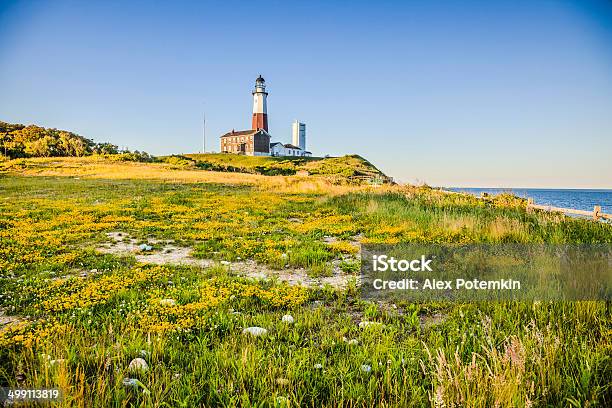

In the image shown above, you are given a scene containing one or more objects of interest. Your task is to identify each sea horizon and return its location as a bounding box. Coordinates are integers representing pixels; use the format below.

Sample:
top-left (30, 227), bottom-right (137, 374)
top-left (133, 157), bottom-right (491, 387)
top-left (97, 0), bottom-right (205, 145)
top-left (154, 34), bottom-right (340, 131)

top-left (446, 187), bottom-right (612, 191)
top-left (445, 187), bottom-right (612, 214)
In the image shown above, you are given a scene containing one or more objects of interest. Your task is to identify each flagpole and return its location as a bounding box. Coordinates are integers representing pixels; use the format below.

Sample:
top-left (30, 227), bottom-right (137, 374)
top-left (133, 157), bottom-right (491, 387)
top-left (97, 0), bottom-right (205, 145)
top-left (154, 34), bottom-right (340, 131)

top-left (202, 109), bottom-right (206, 154)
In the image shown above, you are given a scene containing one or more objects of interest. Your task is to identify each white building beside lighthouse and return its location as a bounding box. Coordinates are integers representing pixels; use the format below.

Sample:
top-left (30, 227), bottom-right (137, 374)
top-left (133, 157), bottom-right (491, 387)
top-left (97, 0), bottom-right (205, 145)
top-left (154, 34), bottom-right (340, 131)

top-left (270, 120), bottom-right (310, 156)
top-left (292, 121), bottom-right (306, 151)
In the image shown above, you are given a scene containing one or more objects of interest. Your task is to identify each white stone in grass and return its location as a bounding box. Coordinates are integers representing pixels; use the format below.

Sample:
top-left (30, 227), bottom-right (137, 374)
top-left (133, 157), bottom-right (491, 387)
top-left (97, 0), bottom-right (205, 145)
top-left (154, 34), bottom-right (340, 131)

top-left (242, 327), bottom-right (268, 337)
top-left (314, 363), bottom-right (323, 369)
top-left (139, 244), bottom-right (153, 251)
top-left (122, 378), bottom-right (139, 387)
top-left (360, 364), bottom-right (372, 373)
top-left (281, 314), bottom-right (294, 324)
top-left (220, 260), bottom-right (231, 265)
top-left (358, 321), bottom-right (384, 329)
top-left (347, 339), bottom-right (359, 346)
top-left (128, 358), bottom-right (149, 373)
top-left (159, 298), bottom-right (176, 306)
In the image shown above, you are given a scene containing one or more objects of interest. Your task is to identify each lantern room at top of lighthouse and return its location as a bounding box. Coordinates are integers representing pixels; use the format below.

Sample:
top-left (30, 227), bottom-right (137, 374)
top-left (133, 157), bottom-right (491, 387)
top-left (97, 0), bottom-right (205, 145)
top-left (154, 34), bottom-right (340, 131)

top-left (253, 75), bottom-right (267, 94)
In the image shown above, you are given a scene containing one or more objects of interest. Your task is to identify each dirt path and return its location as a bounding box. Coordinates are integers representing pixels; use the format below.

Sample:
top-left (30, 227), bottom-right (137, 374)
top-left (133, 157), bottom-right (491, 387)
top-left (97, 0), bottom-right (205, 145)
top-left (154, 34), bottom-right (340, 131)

top-left (97, 231), bottom-right (358, 288)
top-left (0, 307), bottom-right (23, 328)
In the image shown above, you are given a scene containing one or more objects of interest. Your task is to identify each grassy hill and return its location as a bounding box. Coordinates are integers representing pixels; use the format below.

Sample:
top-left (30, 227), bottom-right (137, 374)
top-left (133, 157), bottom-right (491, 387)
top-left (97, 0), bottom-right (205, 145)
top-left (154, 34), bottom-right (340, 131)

top-left (0, 119), bottom-right (390, 183)
top-left (164, 153), bottom-right (391, 183)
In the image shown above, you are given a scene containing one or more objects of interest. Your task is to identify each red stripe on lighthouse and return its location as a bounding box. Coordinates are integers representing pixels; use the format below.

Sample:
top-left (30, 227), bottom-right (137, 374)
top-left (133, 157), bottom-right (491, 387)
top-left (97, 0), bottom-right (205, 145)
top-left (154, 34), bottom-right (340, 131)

top-left (252, 113), bottom-right (268, 132)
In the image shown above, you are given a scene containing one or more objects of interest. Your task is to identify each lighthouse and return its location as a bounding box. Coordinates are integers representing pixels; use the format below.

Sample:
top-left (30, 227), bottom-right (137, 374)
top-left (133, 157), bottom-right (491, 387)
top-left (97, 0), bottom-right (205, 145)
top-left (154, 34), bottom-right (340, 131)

top-left (252, 75), bottom-right (268, 132)
top-left (220, 74), bottom-right (310, 157)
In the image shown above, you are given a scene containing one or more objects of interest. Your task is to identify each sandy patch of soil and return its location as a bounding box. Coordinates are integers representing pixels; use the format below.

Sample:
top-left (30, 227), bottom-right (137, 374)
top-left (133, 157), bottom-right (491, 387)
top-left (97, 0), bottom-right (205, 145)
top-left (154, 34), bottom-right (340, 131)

top-left (322, 236), bottom-right (337, 244)
top-left (0, 308), bottom-right (23, 328)
top-left (97, 232), bottom-right (358, 289)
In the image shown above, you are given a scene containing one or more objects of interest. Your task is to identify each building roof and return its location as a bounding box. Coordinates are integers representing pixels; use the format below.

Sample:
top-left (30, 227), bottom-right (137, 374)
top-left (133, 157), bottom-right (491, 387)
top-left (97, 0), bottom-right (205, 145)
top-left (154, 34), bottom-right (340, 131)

top-left (283, 143), bottom-right (301, 150)
top-left (220, 129), bottom-right (270, 138)
top-left (270, 142), bottom-right (283, 147)
top-left (256, 75), bottom-right (265, 83)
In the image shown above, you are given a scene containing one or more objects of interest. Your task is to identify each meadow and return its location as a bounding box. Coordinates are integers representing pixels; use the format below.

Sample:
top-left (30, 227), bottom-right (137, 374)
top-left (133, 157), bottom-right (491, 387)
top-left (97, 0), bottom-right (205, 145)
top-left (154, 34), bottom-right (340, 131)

top-left (0, 157), bottom-right (610, 407)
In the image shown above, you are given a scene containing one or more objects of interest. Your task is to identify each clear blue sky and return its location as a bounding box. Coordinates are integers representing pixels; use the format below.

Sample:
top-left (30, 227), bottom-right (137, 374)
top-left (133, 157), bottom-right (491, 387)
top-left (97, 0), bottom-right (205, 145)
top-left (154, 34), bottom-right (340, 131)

top-left (1, 0), bottom-right (611, 188)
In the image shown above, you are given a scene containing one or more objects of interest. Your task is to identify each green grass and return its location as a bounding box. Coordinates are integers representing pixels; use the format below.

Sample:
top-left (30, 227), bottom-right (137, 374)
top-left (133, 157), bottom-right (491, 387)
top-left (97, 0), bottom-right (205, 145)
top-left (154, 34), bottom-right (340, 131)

top-left (171, 153), bottom-right (389, 180)
top-left (0, 160), bottom-right (610, 407)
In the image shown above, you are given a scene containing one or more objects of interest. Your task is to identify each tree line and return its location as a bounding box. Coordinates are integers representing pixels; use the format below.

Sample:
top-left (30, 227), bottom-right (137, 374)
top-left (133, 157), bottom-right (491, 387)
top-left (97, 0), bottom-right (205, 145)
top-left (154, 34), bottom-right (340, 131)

top-left (0, 120), bottom-right (150, 160)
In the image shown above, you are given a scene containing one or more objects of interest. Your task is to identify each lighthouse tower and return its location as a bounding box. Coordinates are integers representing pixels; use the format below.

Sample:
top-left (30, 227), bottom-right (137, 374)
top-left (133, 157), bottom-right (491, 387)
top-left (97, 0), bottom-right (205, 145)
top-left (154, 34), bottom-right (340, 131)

top-left (252, 75), bottom-right (268, 132)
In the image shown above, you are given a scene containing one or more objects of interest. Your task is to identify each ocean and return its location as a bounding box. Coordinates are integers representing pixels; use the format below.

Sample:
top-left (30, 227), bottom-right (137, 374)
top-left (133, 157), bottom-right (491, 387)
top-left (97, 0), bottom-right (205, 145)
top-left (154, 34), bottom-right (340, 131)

top-left (446, 188), bottom-right (612, 215)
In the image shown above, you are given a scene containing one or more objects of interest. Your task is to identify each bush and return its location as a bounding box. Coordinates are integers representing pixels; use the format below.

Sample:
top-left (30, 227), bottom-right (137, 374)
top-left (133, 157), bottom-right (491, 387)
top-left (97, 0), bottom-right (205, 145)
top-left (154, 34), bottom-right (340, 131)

top-left (159, 155), bottom-right (196, 167)
top-left (106, 152), bottom-right (154, 162)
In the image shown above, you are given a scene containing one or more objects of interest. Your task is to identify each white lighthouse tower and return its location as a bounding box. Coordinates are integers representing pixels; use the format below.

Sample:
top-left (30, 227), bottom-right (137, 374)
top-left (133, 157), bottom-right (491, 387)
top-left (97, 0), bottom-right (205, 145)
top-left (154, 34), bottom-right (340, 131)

top-left (252, 75), bottom-right (268, 132)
